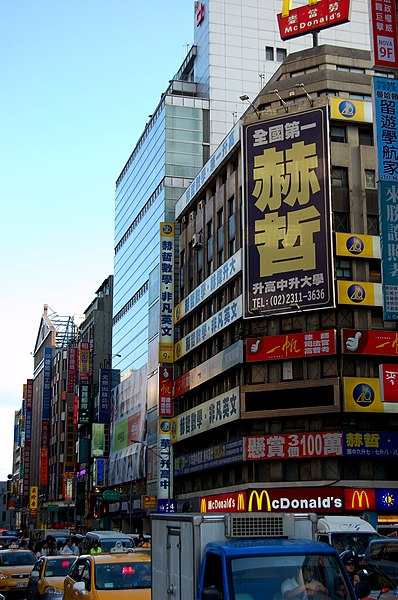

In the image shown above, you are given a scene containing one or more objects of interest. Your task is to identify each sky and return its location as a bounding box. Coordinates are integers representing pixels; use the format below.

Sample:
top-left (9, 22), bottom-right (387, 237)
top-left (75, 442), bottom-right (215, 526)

top-left (0, 1), bottom-right (193, 480)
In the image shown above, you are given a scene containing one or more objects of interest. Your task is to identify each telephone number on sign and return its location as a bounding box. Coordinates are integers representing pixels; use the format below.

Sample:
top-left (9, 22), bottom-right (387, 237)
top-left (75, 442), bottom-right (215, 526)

top-left (252, 290), bottom-right (326, 310)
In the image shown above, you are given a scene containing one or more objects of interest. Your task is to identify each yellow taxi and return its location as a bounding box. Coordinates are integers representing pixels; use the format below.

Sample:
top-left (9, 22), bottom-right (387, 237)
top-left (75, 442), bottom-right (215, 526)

top-left (0, 546), bottom-right (36, 594)
top-left (27, 554), bottom-right (77, 600)
top-left (63, 545), bottom-right (151, 600)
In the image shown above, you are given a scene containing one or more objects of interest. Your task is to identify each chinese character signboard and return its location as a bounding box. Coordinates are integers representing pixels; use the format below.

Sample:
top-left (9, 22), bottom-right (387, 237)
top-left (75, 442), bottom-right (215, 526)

top-left (171, 387), bottom-right (240, 442)
top-left (374, 77), bottom-right (398, 180)
top-left (79, 342), bottom-right (90, 381)
top-left (245, 432), bottom-right (343, 460)
top-left (29, 486), bottom-right (38, 511)
top-left (246, 330), bottom-right (336, 362)
top-left (277, 0), bottom-right (351, 41)
top-left (369, 0), bottom-right (398, 69)
top-left (342, 329), bottom-right (398, 355)
top-left (343, 430), bottom-right (398, 457)
top-left (159, 223), bottom-right (175, 363)
top-left (380, 363), bottom-right (398, 402)
top-left (92, 423), bottom-right (105, 457)
top-left (379, 181), bottom-right (398, 319)
top-left (78, 383), bottom-right (90, 424)
top-left (67, 347), bottom-right (78, 393)
top-left (242, 107), bottom-right (334, 318)
top-left (159, 366), bottom-right (174, 418)
top-left (175, 438), bottom-right (243, 476)
top-left (98, 368), bottom-right (111, 423)
top-left (174, 250), bottom-right (242, 323)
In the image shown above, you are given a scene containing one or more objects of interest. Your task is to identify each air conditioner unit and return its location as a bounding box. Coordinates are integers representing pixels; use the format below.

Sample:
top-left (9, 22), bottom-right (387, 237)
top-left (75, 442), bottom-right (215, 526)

top-left (192, 233), bottom-right (203, 249)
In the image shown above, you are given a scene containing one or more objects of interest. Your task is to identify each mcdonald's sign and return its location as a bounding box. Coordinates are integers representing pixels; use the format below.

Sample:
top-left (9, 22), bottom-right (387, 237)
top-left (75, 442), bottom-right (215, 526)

top-left (344, 488), bottom-right (376, 511)
top-left (277, 0), bottom-right (351, 41)
top-left (200, 492), bottom-right (247, 513)
top-left (248, 490), bottom-right (271, 512)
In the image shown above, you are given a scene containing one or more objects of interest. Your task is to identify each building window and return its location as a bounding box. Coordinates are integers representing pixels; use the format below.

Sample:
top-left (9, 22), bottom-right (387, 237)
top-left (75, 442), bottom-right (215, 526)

top-left (336, 259), bottom-right (351, 279)
top-left (332, 166), bottom-right (348, 188)
top-left (180, 250), bottom-right (185, 295)
top-left (330, 126), bottom-right (346, 143)
top-left (207, 220), bottom-right (213, 275)
top-left (228, 196), bottom-right (236, 256)
top-left (369, 259), bottom-right (381, 283)
top-left (359, 127), bottom-right (374, 146)
top-left (334, 212), bottom-right (350, 232)
top-left (367, 215), bottom-right (379, 236)
top-left (276, 48), bottom-right (287, 62)
top-left (217, 208), bottom-right (224, 266)
top-left (365, 169), bottom-right (376, 189)
top-left (266, 46), bottom-right (274, 61)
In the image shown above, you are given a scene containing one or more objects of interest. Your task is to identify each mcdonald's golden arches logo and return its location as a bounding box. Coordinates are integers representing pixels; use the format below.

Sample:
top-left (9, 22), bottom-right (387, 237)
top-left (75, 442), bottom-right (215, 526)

top-left (352, 490), bottom-right (370, 509)
top-left (248, 490), bottom-right (271, 512)
top-left (344, 488), bottom-right (376, 511)
top-left (282, 0), bottom-right (318, 17)
top-left (237, 493), bottom-right (246, 511)
top-left (200, 498), bottom-right (207, 513)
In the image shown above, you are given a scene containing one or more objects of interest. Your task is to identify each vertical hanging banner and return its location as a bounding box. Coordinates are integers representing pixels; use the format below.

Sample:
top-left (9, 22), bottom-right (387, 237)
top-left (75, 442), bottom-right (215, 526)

top-left (67, 347), bottom-right (78, 393)
top-left (369, 0), bottom-right (398, 69)
top-left (40, 347), bottom-right (52, 487)
top-left (159, 366), bottom-right (174, 418)
top-left (242, 107), bottom-right (334, 317)
top-left (79, 342), bottom-right (90, 381)
top-left (98, 368), bottom-right (111, 423)
top-left (159, 223), bottom-right (175, 363)
top-left (374, 77), bottom-right (398, 320)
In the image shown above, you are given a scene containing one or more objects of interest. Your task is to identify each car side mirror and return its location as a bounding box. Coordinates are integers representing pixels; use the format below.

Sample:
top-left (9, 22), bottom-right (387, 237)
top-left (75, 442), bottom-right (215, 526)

top-left (202, 588), bottom-right (222, 600)
top-left (73, 581), bottom-right (86, 593)
top-left (30, 571), bottom-right (40, 578)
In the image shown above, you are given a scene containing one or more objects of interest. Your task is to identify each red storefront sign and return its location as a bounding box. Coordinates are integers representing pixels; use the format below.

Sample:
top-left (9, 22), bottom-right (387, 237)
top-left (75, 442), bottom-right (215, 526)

top-left (380, 364), bottom-right (398, 402)
top-left (342, 329), bottom-right (398, 356)
top-left (200, 491), bottom-right (247, 513)
top-left (245, 432), bottom-right (342, 460)
top-left (277, 0), bottom-right (351, 41)
top-left (344, 488), bottom-right (376, 511)
top-left (246, 330), bottom-right (336, 362)
top-left (247, 487), bottom-right (343, 513)
top-left (370, 0), bottom-right (398, 69)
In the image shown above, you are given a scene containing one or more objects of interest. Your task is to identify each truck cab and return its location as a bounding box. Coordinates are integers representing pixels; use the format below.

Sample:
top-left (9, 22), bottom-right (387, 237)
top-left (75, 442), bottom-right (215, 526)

top-left (151, 513), bottom-right (356, 600)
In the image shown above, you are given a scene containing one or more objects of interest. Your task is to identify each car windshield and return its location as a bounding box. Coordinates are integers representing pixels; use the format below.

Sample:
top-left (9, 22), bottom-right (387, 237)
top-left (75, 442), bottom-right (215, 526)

top-left (229, 553), bottom-right (355, 600)
top-left (44, 558), bottom-right (75, 576)
top-left (0, 552), bottom-right (36, 566)
top-left (331, 533), bottom-right (380, 556)
top-left (100, 540), bottom-right (133, 552)
top-left (95, 561), bottom-right (151, 590)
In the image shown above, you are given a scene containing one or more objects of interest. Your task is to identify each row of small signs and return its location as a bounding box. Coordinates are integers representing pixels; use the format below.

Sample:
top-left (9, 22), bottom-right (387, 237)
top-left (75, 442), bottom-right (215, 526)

top-left (200, 487), bottom-right (398, 513)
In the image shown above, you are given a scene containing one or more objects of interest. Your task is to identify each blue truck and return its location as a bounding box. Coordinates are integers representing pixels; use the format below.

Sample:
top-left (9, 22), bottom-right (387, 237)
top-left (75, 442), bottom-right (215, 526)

top-left (151, 512), bottom-right (357, 600)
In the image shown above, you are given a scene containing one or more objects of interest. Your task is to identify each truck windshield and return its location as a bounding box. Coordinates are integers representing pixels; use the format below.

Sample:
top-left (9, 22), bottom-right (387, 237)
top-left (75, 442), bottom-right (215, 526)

top-left (230, 553), bottom-right (355, 600)
top-left (331, 533), bottom-right (381, 556)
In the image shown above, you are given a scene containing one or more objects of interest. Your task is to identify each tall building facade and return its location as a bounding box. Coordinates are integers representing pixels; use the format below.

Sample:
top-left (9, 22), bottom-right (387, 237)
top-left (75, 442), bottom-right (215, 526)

top-left (112, 0), bottom-right (373, 517)
top-left (172, 44), bottom-right (398, 525)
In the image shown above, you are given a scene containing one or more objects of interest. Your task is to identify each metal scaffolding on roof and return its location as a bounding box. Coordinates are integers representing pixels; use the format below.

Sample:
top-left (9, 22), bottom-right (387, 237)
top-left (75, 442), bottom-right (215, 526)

top-left (46, 306), bottom-right (78, 348)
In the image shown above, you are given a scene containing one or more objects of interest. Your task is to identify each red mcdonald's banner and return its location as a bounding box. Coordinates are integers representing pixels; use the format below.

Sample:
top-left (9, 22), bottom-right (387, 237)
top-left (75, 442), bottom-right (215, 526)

top-left (200, 491), bottom-right (247, 513)
top-left (344, 488), bottom-right (376, 511)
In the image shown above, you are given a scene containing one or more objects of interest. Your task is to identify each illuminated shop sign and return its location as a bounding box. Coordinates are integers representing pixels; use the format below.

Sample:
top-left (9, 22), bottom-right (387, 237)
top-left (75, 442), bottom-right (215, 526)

top-left (245, 432), bottom-right (342, 461)
top-left (379, 180), bottom-right (398, 320)
top-left (247, 487), bottom-right (343, 513)
top-left (246, 330), bottom-right (336, 362)
top-left (174, 250), bottom-right (242, 323)
top-left (344, 488), bottom-right (376, 510)
top-left (342, 329), bottom-right (398, 356)
top-left (171, 386), bottom-right (240, 442)
top-left (277, 0), bottom-right (351, 41)
top-left (337, 281), bottom-right (383, 307)
top-left (200, 491), bottom-right (246, 513)
top-left (335, 232), bottom-right (380, 259)
top-left (344, 377), bottom-right (398, 414)
top-left (242, 107), bottom-right (334, 318)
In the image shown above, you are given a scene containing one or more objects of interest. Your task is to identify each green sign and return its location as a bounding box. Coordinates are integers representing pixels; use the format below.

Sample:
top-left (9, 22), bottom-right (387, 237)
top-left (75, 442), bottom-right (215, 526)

top-left (103, 490), bottom-right (120, 502)
top-left (47, 505), bottom-right (59, 512)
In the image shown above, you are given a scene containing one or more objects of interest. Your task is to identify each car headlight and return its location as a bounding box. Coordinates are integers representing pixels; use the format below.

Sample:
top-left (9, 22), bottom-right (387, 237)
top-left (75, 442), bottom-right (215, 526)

top-left (0, 574), bottom-right (8, 580)
top-left (43, 586), bottom-right (62, 595)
